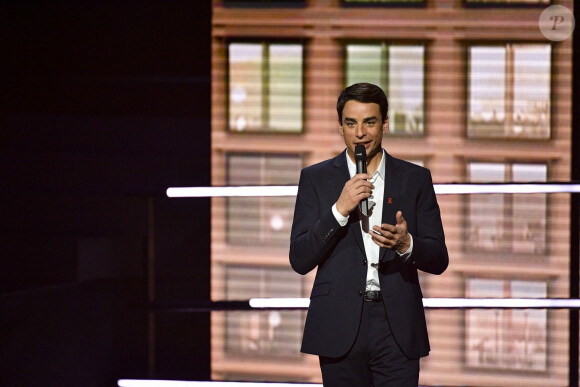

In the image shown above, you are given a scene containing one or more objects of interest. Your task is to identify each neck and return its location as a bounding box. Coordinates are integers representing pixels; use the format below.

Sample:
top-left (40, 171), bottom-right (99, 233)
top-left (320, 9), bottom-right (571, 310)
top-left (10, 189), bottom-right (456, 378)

top-left (366, 150), bottom-right (383, 175)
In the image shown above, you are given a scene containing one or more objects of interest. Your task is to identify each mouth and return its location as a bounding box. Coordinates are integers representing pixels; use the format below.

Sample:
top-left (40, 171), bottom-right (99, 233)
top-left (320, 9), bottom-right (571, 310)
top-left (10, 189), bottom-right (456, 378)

top-left (355, 141), bottom-right (371, 149)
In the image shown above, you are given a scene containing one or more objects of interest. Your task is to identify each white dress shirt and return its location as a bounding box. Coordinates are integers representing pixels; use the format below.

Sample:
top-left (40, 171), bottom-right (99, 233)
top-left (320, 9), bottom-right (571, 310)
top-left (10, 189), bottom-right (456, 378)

top-left (332, 150), bottom-right (413, 291)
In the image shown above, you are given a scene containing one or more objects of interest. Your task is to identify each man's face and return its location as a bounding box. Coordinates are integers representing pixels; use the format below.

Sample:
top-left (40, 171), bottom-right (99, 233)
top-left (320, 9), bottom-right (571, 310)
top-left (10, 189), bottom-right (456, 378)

top-left (339, 100), bottom-right (388, 164)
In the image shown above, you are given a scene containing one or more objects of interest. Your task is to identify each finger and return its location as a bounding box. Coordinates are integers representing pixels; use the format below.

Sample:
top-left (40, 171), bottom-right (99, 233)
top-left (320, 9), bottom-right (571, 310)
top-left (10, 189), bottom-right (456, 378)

top-left (383, 232), bottom-right (396, 241)
top-left (354, 177), bottom-right (374, 186)
top-left (353, 187), bottom-right (373, 199)
top-left (371, 233), bottom-right (388, 247)
top-left (347, 179), bottom-right (373, 191)
top-left (396, 211), bottom-right (405, 225)
top-left (380, 223), bottom-right (397, 233)
top-left (371, 233), bottom-right (395, 248)
top-left (356, 182), bottom-right (374, 191)
top-left (374, 227), bottom-right (395, 241)
top-left (354, 185), bottom-right (373, 197)
top-left (352, 173), bottom-right (372, 181)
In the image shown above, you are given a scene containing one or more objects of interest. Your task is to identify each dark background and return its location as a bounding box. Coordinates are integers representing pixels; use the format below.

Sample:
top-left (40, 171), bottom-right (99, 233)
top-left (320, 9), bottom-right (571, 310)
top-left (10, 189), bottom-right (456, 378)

top-left (0, 1), bottom-right (211, 385)
top-left (0, 1), bottom-right (578, 386)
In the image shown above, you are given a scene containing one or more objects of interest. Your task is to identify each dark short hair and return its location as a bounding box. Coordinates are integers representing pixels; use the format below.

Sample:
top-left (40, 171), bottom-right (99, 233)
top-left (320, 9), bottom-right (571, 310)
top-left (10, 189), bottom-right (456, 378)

top-left (336, 83), bottom-right (389, 124)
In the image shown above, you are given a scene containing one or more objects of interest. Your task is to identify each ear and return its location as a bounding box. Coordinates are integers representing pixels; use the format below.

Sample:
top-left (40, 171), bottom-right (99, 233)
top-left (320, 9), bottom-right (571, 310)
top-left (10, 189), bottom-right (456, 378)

top-left (338, 122), bottom-right (344, 136)
top-left (383, 117), bottom-right (389, 134)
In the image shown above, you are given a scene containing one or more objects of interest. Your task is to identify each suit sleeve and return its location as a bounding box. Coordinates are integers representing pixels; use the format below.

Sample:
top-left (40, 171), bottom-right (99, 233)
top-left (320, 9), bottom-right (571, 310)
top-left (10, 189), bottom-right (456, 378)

top-left (407, 169), bottom-right (449, 275)
top-left (289, 169), bottom-right (345, 275)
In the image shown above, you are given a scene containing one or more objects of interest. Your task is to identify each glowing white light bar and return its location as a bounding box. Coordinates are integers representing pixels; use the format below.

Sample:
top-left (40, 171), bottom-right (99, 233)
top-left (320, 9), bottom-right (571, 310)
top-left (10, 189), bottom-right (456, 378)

top-left (434, 184), bottom-right (580, 195)
top-left (249, 297), bottom-right (580, 309)
top-left (118, 380), bottom-right (322, 387)
top-left (422, 298), bottom-right (580, 308)
top-left (249, 297), bottom-right (310, 308)
top-left (166, 186), bottom-right (298, 198)
top-left (167, 184), bottom-right (580, 198)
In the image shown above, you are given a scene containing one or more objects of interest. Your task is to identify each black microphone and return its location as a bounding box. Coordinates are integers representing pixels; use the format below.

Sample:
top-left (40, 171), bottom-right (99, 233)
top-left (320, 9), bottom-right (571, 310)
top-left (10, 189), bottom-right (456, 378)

top-left (354, 144), bottom-right (368, 217)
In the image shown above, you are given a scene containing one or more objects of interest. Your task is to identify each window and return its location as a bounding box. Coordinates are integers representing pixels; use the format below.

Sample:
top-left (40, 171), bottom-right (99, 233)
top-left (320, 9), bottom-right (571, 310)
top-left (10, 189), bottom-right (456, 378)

top-left (468, 44), bottom-right (551, 139)
top-left (465, 278), bottom-right (547, 371)
top-left (224, 265), bottom-right (303, 359)
top-left (343, 0), bottom-right (423, 4)
top-left (226, 153), bottom-right (302, 248)
top-left (346, 43), bottom-right (424, 135)
top-left (223, 0), bottom-right (305, 6)
top-left (465, 0), bottom-right (548, 4)
top-left (466, 162), bottom-right (547, 255)
top-left (228, 42), bottom-right (303, 132)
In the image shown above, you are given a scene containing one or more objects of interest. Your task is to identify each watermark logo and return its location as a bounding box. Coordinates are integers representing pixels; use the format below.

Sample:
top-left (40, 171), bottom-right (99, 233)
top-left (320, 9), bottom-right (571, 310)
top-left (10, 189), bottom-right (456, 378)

top-left (539, 5), bottom-right (575, 42)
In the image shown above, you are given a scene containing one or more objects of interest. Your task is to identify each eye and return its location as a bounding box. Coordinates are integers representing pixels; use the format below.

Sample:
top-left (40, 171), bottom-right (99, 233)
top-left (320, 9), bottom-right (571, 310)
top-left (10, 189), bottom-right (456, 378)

top-left (365, 121), bottom-right (376, 126)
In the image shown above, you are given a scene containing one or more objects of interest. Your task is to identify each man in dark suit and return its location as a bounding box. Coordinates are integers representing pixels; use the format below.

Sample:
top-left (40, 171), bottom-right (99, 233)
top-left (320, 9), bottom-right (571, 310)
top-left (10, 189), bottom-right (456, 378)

top-left (289, 83), bottom-right (448, 386)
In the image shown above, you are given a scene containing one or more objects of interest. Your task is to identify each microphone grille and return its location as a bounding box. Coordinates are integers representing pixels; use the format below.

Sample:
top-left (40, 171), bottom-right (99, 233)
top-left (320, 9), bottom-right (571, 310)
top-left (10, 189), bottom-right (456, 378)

top-left (354, 144), bottom-right (366, 161)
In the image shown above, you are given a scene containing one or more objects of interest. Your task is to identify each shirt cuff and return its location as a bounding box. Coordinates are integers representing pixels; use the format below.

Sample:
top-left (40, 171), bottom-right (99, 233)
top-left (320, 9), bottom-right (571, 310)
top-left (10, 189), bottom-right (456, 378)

top-left (332, 203), bottom-right (349, 227)
top-left (397, 233), bottom-right (413, 261)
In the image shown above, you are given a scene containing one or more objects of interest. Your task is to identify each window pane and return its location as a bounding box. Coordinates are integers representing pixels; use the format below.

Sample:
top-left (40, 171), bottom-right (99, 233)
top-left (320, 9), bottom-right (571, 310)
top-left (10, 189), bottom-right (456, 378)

top-left (226, 154), bottom-right (301, 248)
top-left (343, 0), bottom-right (423, 3)
top-left (512, 164), bottom-right (547, 254)
top-left (468, 163), bottom-right (505, 251)
top-left (513, 44), bottom-right (551, 138)
top-left (466, 279), bottom-right (548, 371)
top-left (467, 162), bottom-right (548, 255)
top-left (229, 43), bottom-right (303, 133)
top-left (225, 265), bottom-right (301, 300)
top-left (468, 44), bottom-right (551, 139)
top-left (224, 0), bottom-right (306, 5)
top-left (388, 46), bottom-right (424, 134)
top-left (466, 0), bottom-right (548, 4)
top-left (469, 162), bottom-right (506, 182)
top-left (469, 46), bottom-right (506, 137)
top-left (269, 44), bottom-right (303, 132)
top-left (227, 154), bottom-right (261, 245)
top-left (345, 44), bottom-right (384, 88)
top-left (345, 43), bottom-right (424, 135)
top-left (229, 43), bottom-right (263, 132)
top-left (224, 266), bottom-right (302, 360)
top-left (512, 163), bottom-right (547, 183)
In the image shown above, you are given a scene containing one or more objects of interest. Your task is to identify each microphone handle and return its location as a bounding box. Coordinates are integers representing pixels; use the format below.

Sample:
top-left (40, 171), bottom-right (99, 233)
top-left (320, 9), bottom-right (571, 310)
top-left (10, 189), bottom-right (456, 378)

top-left (356, 160), bottom-right (368, 216)
top-left (360, 196), bottom-right (368, 217)
top-left (356, 160), bottom-right (367, 174)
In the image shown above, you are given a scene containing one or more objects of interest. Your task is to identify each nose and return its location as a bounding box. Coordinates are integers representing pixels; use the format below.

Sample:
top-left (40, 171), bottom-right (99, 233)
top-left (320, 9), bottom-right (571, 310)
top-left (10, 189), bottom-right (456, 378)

top-left (355, 124), bottom-right (366, 138)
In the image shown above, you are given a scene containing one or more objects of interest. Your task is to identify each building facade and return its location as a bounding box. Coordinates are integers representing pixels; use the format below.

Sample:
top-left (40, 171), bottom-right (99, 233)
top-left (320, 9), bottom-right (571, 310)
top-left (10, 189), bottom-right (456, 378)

top-left (210, 0), bottom-right (573, 385)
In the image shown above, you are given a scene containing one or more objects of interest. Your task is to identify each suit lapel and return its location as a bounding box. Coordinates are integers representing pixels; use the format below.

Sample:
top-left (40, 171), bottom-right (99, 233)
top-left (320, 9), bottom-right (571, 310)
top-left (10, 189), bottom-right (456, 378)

top-left (380, 152), bottom-right (402, 263)
top-left (331, 151), bottom-right (365, 255)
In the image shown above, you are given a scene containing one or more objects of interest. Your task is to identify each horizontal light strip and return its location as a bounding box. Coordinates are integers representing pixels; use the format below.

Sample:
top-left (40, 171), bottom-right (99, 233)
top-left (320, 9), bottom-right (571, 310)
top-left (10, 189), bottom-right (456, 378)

top-left (249, 297), bottom-right (310, 308)
top-left (435, 183), bottom-right (580, 194)
top-left (249, 297), bottom-right (580, 309)
top-left (167, 183), bottom-right (580, 198)
top-left (423, 298), bottom-right (580, 308)
top-left (118, 380), bottom-right (322, 387)
top-left (167, 186), bottom-right (297, 198)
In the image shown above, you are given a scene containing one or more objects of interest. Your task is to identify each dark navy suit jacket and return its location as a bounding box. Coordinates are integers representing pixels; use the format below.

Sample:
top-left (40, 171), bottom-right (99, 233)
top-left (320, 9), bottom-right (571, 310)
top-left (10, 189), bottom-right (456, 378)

top-left (289, 150), bottom-right (448, 359)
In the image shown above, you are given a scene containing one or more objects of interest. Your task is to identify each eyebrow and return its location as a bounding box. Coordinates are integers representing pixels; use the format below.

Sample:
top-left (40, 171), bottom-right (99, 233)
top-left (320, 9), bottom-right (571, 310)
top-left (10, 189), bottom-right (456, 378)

top-left (344, 116), bottom-right (379, 123)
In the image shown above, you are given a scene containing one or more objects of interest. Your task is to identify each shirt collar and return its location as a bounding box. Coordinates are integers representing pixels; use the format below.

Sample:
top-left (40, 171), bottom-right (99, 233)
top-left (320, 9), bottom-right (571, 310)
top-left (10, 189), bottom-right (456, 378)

top-left (345, 148), bottom-right (385, 180)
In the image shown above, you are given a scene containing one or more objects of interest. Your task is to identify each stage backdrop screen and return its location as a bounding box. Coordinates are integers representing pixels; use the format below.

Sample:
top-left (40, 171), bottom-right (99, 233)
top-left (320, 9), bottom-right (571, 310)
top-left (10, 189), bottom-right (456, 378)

top-left (210, 0), bottom-right (574, 385)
